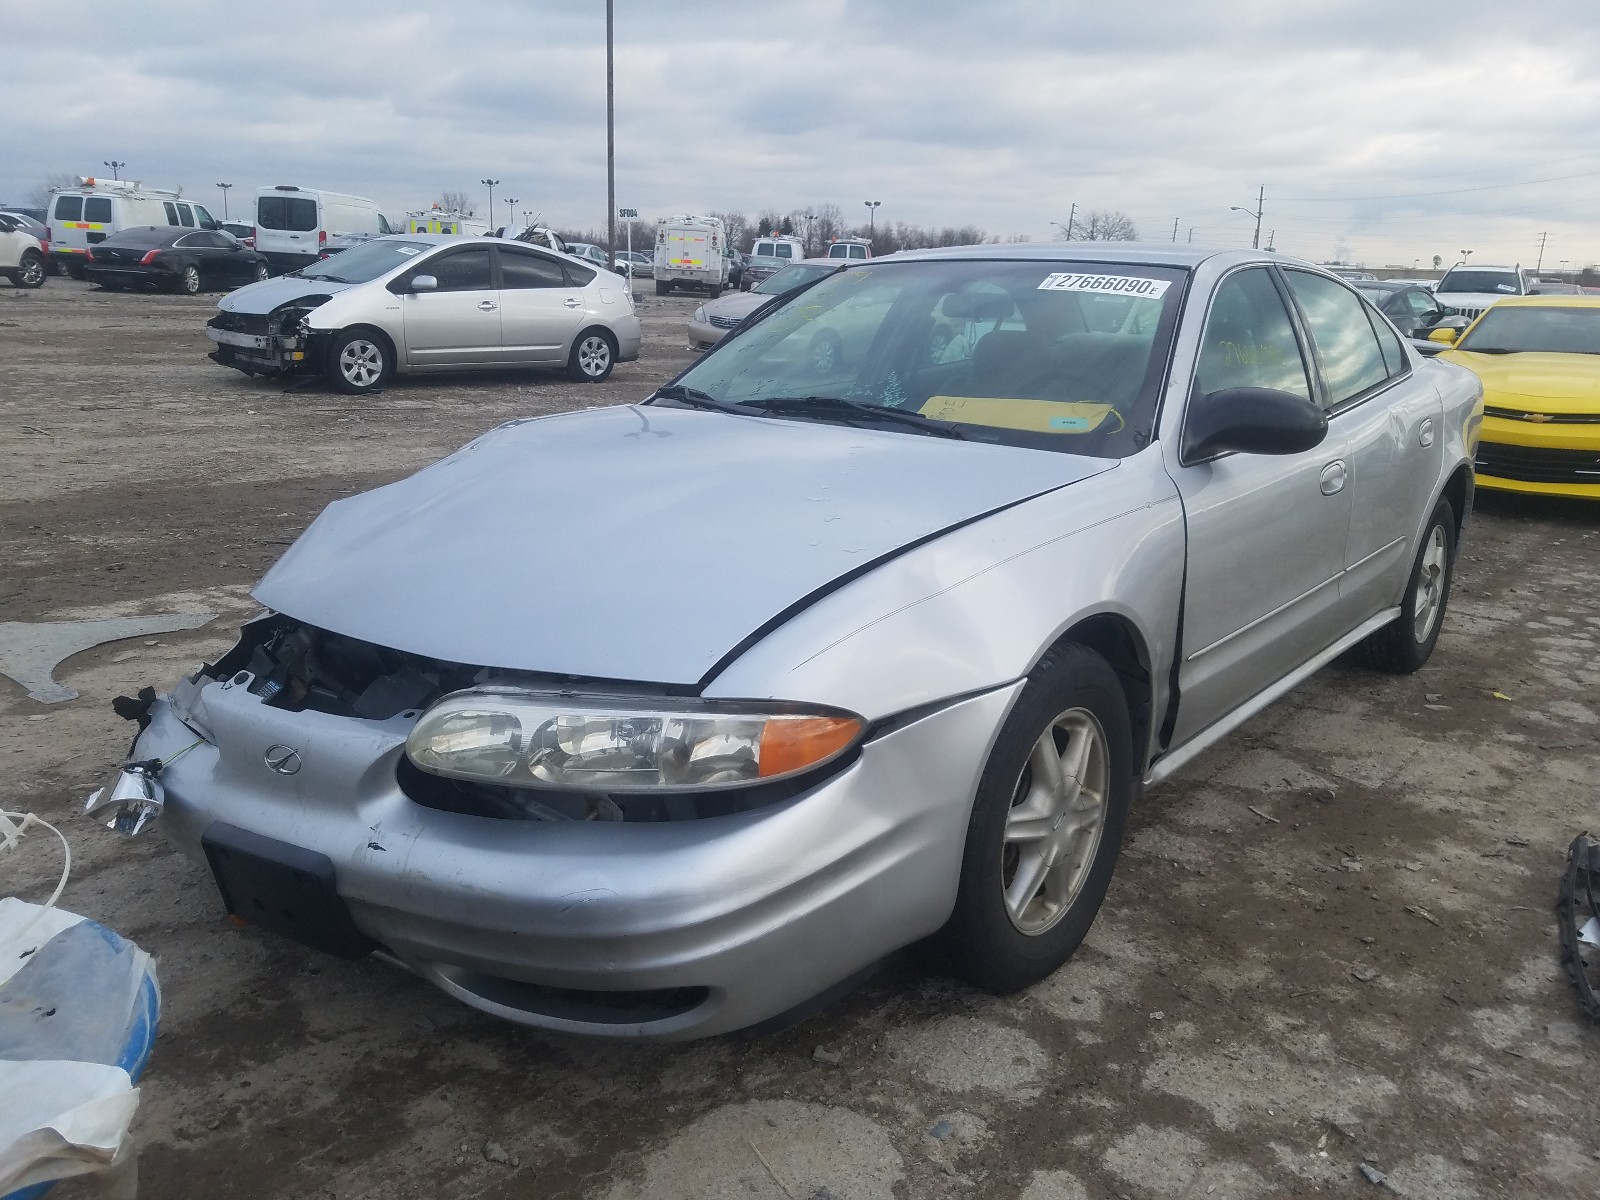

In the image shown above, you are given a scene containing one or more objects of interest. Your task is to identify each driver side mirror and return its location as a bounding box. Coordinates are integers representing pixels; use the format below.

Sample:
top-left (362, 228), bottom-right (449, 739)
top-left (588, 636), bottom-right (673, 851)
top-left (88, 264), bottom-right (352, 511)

top-left (409, 275), bottom-right (438, 293)
top-left (1428, 326), bottom-right (1460, 346)
top-left (1184, 386), bottom-right (1329, 462)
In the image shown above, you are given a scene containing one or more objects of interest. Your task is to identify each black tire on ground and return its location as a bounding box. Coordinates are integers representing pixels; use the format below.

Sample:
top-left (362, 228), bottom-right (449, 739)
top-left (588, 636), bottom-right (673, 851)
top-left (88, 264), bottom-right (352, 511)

top-left (177, 265), bottom-right (201, 295)
top-left (98, 281), bottom-right (126, 292)
top-left (566, 328), bottom-right (617, 383)
top-left (655, 280), bottom-right (671, 296)
top-left (933, 643), bottom-right (1135, 994)
top-left (708, 283), bottom-right (723, 299)
top-left (65, 260), bottom-right (86, 280)
top-left (1359, 498), bottom-right (1456, 674)
top-left (15, 251), bottom-right (46, 289)
top-left (252, 263), bottom-right (269, 283)
top-left (325, 328), bottom-right (390, 395)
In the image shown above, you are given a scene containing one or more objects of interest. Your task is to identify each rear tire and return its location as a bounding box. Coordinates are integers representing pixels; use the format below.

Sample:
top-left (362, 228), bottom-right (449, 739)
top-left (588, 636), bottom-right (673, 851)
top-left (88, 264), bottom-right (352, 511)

top-left (326, 328), bottom-right (390, 395)
top-left (65, 261), bottom-right (86, 280)
top-left (98, 281), bottom-right (126, 292)
top-left (15, 251), bottom-right (45, 288)
top-left (934, 644), bottom-right (1134, 993)
top-left (709, 283), bottom-right (724, 299)
top-left (178, 265), bottom-right (201, 295)
top-left (655, 280), bottom-right (671, 296)
top-left (567, 329), bottom-right (617, 382)
top-left (252, 263), bottom-right (269, 283)
top-left (1359, 499), bottom-right (1456, 673)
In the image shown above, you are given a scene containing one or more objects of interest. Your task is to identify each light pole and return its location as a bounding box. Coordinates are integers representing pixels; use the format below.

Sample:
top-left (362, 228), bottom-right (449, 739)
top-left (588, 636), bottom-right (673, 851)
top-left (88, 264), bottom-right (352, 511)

top-left (1230, 185), bottom-right (1265, 250)
top-left (864, 200), bottom-right (880, 240)
top-left (216, 182), bottom-right (232, 220)
top-left (1458, 249), bottom-right (1473, 266)
top-left (605, 0), bottom-right (616, 264)
top-left (102, 160), bottom-right (126, 181)
top-left (480, 178), bottom-right (500, 222)
top-left (504, 198), bottom-right (518, 231)
top-left (804, 210), bottom-right (815, 253)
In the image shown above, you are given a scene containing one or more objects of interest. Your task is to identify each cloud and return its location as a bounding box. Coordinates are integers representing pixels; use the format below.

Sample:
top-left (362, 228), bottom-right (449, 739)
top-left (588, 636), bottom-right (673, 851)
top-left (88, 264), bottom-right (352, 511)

top-left (3, 0), bottom-right (1598, 266)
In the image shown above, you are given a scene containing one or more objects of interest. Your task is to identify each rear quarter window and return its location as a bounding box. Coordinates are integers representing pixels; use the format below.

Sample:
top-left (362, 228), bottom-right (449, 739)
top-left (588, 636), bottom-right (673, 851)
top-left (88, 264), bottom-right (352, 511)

top-left (257, 195), bottom-right (319, 231)
top-left (83, 197), bottom-right (112, 222)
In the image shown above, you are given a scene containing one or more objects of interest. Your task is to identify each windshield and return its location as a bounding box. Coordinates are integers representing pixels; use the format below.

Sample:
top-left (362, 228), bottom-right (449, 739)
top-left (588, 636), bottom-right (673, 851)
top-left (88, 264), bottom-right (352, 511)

top-left (672, 260), bottom-right (1185, 457)
top-left (1457, 305), bottom-right (1600, 355)
top-left (297, 238), bottom-right (430, 282)
top-left (754, 264), bottom-right (836, 295)
top-left (1439, 269), bottom-right (1521, 295)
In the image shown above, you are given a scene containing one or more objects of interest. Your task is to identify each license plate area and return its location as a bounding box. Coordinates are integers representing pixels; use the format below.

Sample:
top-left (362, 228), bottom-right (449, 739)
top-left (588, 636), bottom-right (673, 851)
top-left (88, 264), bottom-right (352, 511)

top-left (202, 822), bottom-right (376, 959)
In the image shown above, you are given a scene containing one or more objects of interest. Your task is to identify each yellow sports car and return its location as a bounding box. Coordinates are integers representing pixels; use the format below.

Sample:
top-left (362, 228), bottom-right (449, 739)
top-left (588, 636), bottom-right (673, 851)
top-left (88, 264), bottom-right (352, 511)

top-left (1433, 296), bottom-right (1600, 499)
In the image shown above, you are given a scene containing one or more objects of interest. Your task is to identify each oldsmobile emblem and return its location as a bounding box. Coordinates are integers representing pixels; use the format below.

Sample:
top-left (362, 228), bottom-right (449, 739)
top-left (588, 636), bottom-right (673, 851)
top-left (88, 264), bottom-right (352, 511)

top-left (264, 744), bottom-right (303, 776)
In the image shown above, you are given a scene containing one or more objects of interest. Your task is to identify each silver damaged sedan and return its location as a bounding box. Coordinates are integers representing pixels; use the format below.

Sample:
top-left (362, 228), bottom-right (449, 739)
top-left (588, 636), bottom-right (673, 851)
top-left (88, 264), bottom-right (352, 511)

top-left (204, 234), bottom-right (641, 393)
top-left (103, 245), bottom-right (1482, 1040)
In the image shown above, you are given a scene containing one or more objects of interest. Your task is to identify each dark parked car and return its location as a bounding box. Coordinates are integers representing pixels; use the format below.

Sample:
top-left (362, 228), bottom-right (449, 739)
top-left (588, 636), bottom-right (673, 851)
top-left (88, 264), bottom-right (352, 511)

top-left (84, 226), bottom-right (269, 294)
top-left (220, 221), bottom-right (256, 248)
top-left (1355, 281), bottom-right (1465, 339)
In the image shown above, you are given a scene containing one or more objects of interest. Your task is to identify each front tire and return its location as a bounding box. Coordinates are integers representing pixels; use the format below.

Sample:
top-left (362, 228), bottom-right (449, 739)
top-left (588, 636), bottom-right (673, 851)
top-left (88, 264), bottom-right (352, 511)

top-left (326, 328), bottom-right (390, 394)
top-left (177, 265), bottom-right (201, 295)
top-left (15, 251), bottom-right (45, 288)
top-left (567, 329), bottom-right (616, 382)
top-left (251, 263), bottom-right (269, 283)
top-left (1360, 499), bottom-right (1456, 673)
top-left (655, 280), bottom-right (671, 296)
top-left (934, 644), bottom-right (1134, 993)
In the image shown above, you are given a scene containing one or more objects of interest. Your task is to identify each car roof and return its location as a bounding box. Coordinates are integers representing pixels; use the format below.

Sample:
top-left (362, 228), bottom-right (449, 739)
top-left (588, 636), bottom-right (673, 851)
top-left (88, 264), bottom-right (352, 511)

top-left (882, 242), bottom-right (1303, 272)
top-left (1444, 263), bottom-right (1519, 271)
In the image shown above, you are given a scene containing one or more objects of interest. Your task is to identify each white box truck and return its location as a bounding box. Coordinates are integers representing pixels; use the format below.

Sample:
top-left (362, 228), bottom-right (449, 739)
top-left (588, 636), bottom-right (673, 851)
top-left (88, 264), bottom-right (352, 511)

top-left (653, 214), bottom-right (729, 297)
top-left (48, 177), bottom-right (220, 278)
top-left (253, 185), bottom-right (394, 273)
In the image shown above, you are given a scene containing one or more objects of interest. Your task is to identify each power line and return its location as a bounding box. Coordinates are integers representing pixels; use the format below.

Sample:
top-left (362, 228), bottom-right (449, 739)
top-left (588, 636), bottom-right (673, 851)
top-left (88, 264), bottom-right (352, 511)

top-left (1275, 169), bottom-right (1600, 203)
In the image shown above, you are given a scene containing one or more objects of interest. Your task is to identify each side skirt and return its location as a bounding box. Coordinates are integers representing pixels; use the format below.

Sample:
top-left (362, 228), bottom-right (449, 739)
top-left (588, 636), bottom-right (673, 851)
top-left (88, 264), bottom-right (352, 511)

top-left (1142, 607), bottom-right (1401, 788)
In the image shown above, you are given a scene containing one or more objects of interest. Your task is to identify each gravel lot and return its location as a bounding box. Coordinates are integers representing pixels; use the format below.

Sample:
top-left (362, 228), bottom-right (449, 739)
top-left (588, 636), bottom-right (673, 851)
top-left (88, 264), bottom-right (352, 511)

top-left (3, 277), bottom-right (1598, 1199)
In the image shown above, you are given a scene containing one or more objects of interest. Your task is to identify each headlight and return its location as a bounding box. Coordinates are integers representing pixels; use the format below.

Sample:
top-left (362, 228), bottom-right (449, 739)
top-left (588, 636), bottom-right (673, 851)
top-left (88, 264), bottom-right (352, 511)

top-left (405, 689), bottom-right (864, 792)
top-left (694, 306), bottom-right (707, 323)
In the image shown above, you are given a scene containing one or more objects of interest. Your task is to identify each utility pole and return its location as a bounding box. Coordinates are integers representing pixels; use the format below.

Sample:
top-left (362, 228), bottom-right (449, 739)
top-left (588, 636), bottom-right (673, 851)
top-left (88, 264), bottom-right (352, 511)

top-left (1066, 202), bottom-right (1075, 239)
top-left (1535, 230), bottom-right (1548, 272)
top-left (216, 182), bottom-right (232, 220)
top-left (1265, 229), bottom-right (1276, 252)
top-left (1187, 227), bottom-right (1195, 243)
top-left (1230, 186), bottom-right (1265, 250)
top-left (606, 0), bottom-right (616, 264)
top-left (1171, 217), bottom-right (1179, 242)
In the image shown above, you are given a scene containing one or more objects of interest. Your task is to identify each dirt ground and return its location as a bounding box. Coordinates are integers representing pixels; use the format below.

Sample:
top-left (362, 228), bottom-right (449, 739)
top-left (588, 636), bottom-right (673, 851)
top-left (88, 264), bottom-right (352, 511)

top-left (2, 277), bottom-right (1598, 1200)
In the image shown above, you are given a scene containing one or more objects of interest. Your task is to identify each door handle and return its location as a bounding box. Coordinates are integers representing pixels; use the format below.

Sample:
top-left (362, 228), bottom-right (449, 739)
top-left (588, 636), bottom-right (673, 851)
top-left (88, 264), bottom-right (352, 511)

top-left (478, 300), bottom-right (497, 311)
top-left (1320, 460), bottom-right (1347, 495)
top-left (563, 297), bottom-right (583, 308)
top-left (1418, 418), bottom-right (1435, 448)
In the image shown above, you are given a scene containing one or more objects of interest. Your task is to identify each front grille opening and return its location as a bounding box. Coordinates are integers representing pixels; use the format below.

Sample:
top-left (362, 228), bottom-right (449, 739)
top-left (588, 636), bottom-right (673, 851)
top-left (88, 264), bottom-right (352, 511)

top-left (435, 966), bottom-right (709, 1026)
top-left (1477, 442), bottom-right (1600, 485)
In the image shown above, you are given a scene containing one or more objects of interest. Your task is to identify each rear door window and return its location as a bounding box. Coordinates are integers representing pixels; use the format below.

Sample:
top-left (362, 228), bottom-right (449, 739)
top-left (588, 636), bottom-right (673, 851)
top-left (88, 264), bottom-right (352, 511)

top-left (498, 250), bottom-right (567, 289)
top-left (54, 195), bottom-right (83, 222)
top-left (83, 197), bottom-right (112, 223)
top-left (174, 203), bottom-right (195, 227)
top-left (257, 196), bottom-right (319, 231)
top-left (1284, 270), bottom-right (1391, 407)
top-left (164, 202), bottom-right (179, 225)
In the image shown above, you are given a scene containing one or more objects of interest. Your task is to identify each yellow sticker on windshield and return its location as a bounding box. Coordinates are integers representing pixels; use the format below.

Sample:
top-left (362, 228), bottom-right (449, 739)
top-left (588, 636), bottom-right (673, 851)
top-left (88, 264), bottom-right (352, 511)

top-left (920, 396), bottom-right (1116, 433)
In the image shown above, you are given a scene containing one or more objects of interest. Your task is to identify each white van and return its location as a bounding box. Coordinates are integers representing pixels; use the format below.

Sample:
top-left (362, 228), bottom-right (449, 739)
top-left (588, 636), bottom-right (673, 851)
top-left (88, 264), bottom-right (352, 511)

top-left (751, 235), bottom-right (806, 263)
top-left (824, 238), bottom-right (872, 261)
top-left (253, 185), bottom-right (394, 273)
top-left (653, 214), bottom-right (730, 296)
top-left (48, 177), bottom-right (220, 278)
top-left (406, 208), bottom-right (489, 237)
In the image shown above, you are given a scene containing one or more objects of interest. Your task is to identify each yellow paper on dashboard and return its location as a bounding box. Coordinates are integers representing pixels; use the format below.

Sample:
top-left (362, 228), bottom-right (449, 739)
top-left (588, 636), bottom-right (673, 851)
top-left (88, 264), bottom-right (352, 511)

top-left (918, 396), bottom-right (1117, 433)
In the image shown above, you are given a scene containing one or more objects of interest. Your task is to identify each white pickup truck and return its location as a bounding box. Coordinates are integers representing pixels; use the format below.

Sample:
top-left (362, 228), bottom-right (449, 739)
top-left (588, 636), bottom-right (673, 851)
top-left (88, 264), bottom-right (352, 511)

top-left (0, 213), bottom-right (47, 288)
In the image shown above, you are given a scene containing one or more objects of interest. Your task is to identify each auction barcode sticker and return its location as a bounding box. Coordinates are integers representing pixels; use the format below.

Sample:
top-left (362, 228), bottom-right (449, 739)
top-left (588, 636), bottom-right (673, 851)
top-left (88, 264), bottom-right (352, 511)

top-left (1038, 273), bottom-right (1170, 299)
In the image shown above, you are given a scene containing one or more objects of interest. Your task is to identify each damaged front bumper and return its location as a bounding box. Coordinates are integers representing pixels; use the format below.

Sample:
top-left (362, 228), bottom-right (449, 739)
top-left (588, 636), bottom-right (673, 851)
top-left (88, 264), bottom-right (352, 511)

top-left (124, 627), bottom-right (1016, 1041)
top-left (206, 309), bottom-right (324, 376)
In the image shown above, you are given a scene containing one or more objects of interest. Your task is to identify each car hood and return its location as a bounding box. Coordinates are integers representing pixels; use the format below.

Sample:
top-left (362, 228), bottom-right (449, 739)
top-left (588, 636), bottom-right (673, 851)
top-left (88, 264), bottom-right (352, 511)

top-left (1436, 292), bottom-right (1518, 310)
top-left (701, 292), bottom-right (772, 322)
top-left (1440, 350), bottom-right (1600, 410)
top-left (254, 404), bottom-right (1115, 685)
top-left (217, 275), bottom-right (358, 314)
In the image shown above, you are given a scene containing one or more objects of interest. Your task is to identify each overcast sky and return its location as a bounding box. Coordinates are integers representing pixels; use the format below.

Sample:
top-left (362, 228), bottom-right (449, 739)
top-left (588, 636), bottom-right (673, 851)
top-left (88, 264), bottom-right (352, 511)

top-left (6, 0), bottom-right (1599, 269)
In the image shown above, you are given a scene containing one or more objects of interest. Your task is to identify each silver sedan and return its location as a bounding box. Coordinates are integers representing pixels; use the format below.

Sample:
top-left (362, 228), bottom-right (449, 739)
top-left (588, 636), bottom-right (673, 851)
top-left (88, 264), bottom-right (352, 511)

top-left (204, 235), bottom-right (642, 393)
top-left (103, 245), bottom-right (1481, 1041)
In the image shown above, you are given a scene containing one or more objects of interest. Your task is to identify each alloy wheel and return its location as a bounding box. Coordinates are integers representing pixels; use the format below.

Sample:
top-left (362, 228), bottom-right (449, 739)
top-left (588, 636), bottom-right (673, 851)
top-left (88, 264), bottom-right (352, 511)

top-left (1413, 524), bottom-right (1448, 642)
top-left (577, 335), bottom-right (611, 378)
top-left (20, 256), bottom-right (44, 287)
top-left (1000, 708), bottom-right (1110, 935)
top-left (339, 339), bottom-right (384, 388)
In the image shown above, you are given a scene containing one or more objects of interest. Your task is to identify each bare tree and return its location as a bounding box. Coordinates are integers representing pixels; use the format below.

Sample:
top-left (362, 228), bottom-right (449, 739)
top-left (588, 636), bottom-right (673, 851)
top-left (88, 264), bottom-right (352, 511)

top-left (711, 210), bottom-right (749, 252)
top-left (28, 173), bottom-right (77, 209)
top-left (811, 203), bottom-right (844, 251)
top-left (1075, 210), bottom-right (1138, 241)
top-left (438, 190), bottom-right (473, 216)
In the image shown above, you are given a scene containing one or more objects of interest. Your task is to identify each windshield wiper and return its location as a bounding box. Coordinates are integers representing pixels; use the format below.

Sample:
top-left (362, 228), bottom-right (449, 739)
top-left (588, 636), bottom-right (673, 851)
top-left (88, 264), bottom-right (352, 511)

top-left (746, 395), bottom-right (967, 439)
top-left (1461, 347), bottom-right (1517, 355)
top-left (649, 384), bottom-right (764, 416)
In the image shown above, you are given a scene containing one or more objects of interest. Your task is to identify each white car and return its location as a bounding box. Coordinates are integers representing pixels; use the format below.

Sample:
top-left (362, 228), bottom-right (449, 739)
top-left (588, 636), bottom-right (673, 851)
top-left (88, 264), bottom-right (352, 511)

top-left (1435, 264), bottom-right (1536, 321)
top-left (204, 235), bottom-right (642, 393)
top-left (566, 242), bottom-right (612, 270)
top-left (0, 213), bottom-right (47, 288)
